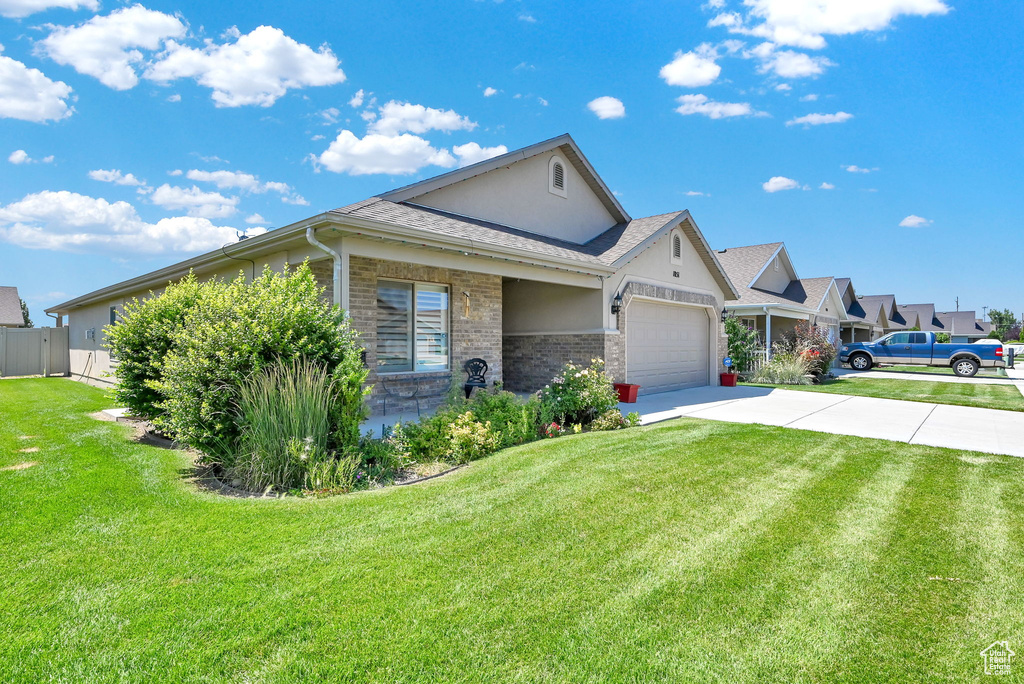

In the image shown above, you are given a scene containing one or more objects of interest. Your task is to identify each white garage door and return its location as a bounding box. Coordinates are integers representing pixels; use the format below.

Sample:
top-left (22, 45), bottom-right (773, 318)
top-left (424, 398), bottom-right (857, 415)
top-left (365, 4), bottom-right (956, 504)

top-left (626, 300), bottom-right (710, 393)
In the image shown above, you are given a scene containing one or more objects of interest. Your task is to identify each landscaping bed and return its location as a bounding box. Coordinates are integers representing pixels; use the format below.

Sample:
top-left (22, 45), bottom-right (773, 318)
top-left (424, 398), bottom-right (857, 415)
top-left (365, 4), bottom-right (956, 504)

top-left (3, 377), bottom-right (1024, 682)
top-left (743, 377), bottom-right (1024, 412)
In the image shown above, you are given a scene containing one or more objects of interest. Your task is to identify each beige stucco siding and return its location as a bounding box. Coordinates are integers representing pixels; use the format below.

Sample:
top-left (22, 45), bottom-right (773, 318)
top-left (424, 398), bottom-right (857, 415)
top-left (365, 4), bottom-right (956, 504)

top-left (409, 152), bottom-right (618, 244)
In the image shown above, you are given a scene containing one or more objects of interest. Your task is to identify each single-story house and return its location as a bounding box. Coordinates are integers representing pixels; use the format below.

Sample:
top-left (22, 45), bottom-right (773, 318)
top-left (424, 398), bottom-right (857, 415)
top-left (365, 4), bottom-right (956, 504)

top-left (835, 278), bottom-right (885, 343)
top-left (715, 242), bottom-right (847, 352)
top-left (936, 310), bottom-right (992, 342)
top-left (47, 134), bottom-right (738, 413)
top-left (0, 286), bottom-right (25, 328)
top-left (857, 294), bottom-right (918, 333)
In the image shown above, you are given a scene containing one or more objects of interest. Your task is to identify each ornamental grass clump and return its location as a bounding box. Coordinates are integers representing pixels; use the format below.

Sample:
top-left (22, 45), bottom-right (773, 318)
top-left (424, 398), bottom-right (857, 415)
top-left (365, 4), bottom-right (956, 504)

top-left (751, 343), bottom-right (813, 385)
top-left (233, 358), bottom-right (357, 492)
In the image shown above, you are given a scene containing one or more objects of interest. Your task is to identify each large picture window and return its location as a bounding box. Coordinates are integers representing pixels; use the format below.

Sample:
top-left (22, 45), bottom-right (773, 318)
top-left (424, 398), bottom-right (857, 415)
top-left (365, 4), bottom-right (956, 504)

top-left (376, 280), bottom-right (449, 372)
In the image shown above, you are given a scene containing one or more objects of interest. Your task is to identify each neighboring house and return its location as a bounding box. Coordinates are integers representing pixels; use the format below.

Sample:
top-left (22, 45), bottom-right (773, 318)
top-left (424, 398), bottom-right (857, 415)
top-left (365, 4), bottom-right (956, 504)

top-left (47, 134), bottom-right (738, 412)
top-left (835, 278), bottom-right (885, 342)
top-left (715, 242), bottom-right (847, 352)
top-left (857, 294), bottom-right (918, 333)
top-left (935, 310), bottom-right (992, 342)
top-left (0, 286), bottom-right (25, 327)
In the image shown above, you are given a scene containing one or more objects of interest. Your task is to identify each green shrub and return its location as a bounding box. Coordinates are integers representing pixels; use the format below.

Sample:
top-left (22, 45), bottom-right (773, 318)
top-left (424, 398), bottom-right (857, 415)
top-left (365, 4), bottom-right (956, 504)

top-left (461, 387), bottom-right (539, 449)
top-left (443, 411), bottom-right (499, 464)
top-left (589, 408), bottom-right (628, 431)
top-left (791, 321), bottom-right (839, 375)
top-left (538, 359), bottom-right (618, 427)
top-left (354, 424), bottom-right (413, 486)
top-left (935, 332), bottom-right (951, 344)
top-left (104, 273), bottom-right (205, 420)
top-left (723, 315), bottom-right (762, 375)
top-left (157, 262), bottom-right (368, 459)
top-left (232, 358), bottom-right (338, 491)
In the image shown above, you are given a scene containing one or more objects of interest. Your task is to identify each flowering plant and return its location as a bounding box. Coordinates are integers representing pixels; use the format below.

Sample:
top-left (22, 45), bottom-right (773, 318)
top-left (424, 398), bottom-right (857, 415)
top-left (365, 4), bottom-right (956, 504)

top-left (538, 358), bottom-right (619, 427)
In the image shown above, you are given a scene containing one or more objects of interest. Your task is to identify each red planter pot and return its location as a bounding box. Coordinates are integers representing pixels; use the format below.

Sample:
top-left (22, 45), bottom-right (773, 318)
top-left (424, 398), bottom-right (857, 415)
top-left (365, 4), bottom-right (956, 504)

top-left (720, 372), bottom-right (738, 387)
top-left (613, 383), bottom-right (640, 403)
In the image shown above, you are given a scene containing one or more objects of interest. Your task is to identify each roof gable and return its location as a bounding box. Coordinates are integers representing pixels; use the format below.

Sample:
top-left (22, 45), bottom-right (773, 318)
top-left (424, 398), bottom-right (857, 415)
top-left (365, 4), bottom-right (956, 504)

top-left (0, 286), bottom-right (23, 326)
top-left (377, 134), bottom-right (628, 244)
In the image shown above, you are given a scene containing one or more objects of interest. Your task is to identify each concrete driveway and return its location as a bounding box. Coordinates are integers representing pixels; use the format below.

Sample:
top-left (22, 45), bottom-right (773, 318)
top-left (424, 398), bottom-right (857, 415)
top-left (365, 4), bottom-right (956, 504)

top-left (624, 385), bottom-right (1024, 458)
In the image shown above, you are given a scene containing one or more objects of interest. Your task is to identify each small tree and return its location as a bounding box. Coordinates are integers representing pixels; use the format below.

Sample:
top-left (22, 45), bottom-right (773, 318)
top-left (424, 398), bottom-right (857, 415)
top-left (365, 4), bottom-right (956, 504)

top-left (723, 315), bottom-right (761, 375)
top-left (935, 332), bottom-right (951, 343)
top-left (988, 308), bottom-right (1020, 341)
top-left (19, 299), bottom-right (32, 328)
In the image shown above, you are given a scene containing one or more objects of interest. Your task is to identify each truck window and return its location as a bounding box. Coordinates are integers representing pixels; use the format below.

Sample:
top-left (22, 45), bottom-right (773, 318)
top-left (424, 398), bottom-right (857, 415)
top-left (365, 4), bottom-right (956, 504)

top-left (910, 333), bottom-right (927, 344)
top-left (887, 333), bottom-right (911, 345)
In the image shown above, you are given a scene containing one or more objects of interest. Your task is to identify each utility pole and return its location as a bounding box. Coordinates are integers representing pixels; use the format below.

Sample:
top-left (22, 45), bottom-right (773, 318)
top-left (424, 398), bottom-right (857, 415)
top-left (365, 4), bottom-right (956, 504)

top-left (983, 306), bottom-right (989, 320)
top-left (955, 296), bottom-right (959, 312)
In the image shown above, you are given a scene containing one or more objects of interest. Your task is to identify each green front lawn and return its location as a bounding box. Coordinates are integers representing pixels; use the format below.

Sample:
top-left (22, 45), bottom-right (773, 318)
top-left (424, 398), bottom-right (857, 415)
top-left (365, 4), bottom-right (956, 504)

top-left (3, 378), bottom-right (1024, 682)
top-left (745, 377), bottom-right (1024, 412)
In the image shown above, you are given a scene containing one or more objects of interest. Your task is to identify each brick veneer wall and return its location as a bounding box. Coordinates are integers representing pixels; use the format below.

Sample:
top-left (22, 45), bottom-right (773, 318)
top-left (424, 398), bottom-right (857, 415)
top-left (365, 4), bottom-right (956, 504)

top-left (502, 334), bottom-right (609, 392)
top-left (342, 256), bottom-right (502, 415)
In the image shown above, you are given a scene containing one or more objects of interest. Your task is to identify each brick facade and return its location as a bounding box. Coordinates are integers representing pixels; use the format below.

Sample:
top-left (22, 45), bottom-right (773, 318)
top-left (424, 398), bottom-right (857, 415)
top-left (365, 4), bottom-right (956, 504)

top-left (502, 333), bottom-right (613, 392)
top-left (333, 256), bottom-right (502, 415)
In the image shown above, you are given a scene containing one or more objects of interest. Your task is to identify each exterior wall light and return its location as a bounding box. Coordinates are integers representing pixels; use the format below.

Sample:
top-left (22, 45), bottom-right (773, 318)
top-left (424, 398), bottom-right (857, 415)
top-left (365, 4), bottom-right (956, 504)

top-left (611, 292), bottom-right (623, 315)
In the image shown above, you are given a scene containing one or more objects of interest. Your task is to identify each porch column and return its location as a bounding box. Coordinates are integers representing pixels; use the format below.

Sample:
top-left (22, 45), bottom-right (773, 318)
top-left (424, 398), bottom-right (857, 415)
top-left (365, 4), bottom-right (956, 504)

top-left (765, 312), bottom-right (772, 356)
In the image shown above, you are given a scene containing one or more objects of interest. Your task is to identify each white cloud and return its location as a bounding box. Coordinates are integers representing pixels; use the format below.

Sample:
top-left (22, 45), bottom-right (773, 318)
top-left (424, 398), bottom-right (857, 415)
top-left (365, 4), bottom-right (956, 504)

top-left (587, 95), bottom-right (626, 119)
top-left (184, 169), bottom-right (294, 197)
top-left (518, 13), bottom-right (536, 22)
top-left (166, 93), bottom-right (180, 102)
top-left (843, 164), bottom-right (876, 173)
top-left (150, 184), bottom-right (238, 218)
top-left (318, 106), bottom-right (340, 124)
top-left (8, 149), bottom-right (52, 164)
top-left (762, 176), bottom-right (800, 192)
top-left (281, 194), bottom-right (309, 206)
top-left (685, 190), bottom-right (707, 196)
top-left (800, 93), bottom-right (819, 101)
top-left (659, 43), bottom-right (721, 87)
top-left (144, 25), bottom-right (346, 107)
top-left (38, 6), bottom-right (186, 90)
top-left (721, 0), bottom-right (951, 49)
top-left (675, 93), bottom-right (765, 119)
top-left (0, 46), bottom-right (73, 122)
top-left (786, 111), bottom-right (853, 126)
top-left (899, 214), bottom-right (931, 227)
top-left (775, 83), bottom-right (792, 91)
top-left (819, 182), bottom-right (835, 189)
top-left (0, 190), bottom-right (239, 254)
top-left (752, 43), bottom-right (834, 78)
top-left (537, 96), bottom-right (548, 106)
top-left (348, 88), bottom-right (364, 107)
top-left (368, 101), bottom-right (477, 136)
top-left (0, 0), bottom-right (98, 18)
top-left (245, 213), bottom-right (268, 225)
top-left (452, 142), bottom-right (508, 167)
top-left (313, 131), bottom-right (456, 176)
top-left (483, 86), bottom-right (497, 97)
top-left (89, 169), bottom-right (145, 185)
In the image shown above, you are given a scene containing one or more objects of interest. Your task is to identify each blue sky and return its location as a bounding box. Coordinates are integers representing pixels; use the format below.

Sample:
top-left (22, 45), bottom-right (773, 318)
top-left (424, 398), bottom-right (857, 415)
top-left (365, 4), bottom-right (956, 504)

top-left (1, 0), bottom-right (1021, 323)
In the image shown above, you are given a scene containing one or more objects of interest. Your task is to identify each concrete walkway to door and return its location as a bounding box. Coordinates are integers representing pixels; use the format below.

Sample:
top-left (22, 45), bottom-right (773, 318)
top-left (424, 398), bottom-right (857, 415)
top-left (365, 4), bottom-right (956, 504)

top-left (624, 384), bottom-right (1024, 458)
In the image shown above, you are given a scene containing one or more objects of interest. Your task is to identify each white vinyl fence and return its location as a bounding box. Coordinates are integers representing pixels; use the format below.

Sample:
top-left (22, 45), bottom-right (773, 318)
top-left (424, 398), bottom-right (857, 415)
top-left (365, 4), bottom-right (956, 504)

top-left (0, 327), bottom-right (69, 378)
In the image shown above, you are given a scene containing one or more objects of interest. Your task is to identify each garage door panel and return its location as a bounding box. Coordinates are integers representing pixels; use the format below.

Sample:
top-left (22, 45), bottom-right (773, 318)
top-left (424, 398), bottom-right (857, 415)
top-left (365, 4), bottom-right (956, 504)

top-left (626, 301), bottom-right (709, 393)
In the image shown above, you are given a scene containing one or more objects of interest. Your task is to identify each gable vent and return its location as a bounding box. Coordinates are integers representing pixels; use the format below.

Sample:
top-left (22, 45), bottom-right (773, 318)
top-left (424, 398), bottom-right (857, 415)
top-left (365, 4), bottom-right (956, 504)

top-left (552, 162), bottom-right (564, 189)
top-left (548, 155), bottom-right (568, 198)
top-left (672, 234), bottom-right (681, 259)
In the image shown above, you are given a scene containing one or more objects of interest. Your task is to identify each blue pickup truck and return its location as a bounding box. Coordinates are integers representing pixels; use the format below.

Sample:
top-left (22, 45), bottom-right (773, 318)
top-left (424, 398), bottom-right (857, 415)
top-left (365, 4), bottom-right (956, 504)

top-left (840, 331), bottom-right (1013, 377)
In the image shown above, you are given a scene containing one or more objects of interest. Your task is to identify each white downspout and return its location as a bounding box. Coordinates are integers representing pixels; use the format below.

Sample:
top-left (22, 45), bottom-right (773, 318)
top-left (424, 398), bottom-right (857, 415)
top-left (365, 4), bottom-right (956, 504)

top-left (305, 226), bottom-right (342, 310)
top-left (764, 306), bottom-right (771, 358)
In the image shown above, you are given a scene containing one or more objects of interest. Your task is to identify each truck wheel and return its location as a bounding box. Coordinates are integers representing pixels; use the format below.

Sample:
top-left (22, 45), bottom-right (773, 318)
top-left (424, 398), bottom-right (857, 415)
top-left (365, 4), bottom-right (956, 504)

top-left (953, 358), bottom-right (979, 377)
top-left (849, 353), bottom-right (872, 371)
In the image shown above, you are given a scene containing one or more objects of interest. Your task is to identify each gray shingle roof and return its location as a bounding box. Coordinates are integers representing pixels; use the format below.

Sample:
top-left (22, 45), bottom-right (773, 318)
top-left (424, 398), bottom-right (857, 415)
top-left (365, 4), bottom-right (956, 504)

top-left (898, 304), bottom-right (943, 331)
top-left (0, 286), bottom-right (24, 326)
top-left (936, 311), bottom-right (990, 337)
top-left (331, 198), bottom-right (682, 268)
top-left (715, 243), bottom-right (831, 311)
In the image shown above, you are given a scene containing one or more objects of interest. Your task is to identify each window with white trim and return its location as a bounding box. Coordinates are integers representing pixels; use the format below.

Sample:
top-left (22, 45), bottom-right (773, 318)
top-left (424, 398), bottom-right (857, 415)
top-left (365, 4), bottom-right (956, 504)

top-left (671, 232), bottom-right (682, 265)
top-left (548, 156), bottom-right (567, 198)
top-left (376, 280), bottom-right (449, 373)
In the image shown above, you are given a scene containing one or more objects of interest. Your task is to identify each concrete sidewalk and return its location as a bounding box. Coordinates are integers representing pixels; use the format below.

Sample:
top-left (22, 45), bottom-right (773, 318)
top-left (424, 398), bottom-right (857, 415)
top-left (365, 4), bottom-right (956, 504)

top-left (625, 385), bottom-right (1024, 458)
